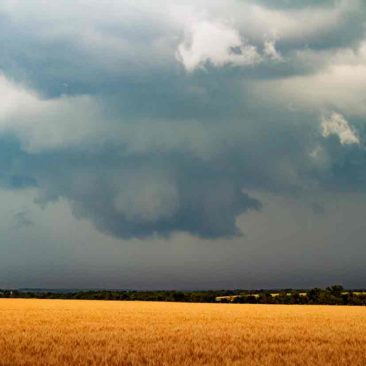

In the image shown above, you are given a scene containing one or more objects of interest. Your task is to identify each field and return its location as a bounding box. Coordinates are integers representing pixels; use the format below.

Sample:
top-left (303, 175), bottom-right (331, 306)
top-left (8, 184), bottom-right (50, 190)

top-left (0, 299), bottom-right (365, 365)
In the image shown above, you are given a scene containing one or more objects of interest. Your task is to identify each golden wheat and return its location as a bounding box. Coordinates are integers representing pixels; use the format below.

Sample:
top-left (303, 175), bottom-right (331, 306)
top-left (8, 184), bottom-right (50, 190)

top-left (0, 299), bottom-right (365, 366)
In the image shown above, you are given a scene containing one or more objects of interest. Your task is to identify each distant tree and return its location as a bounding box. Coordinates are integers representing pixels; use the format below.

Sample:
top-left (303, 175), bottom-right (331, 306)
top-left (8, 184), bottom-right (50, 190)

top-left (326, 285), bottom-right (344, 295)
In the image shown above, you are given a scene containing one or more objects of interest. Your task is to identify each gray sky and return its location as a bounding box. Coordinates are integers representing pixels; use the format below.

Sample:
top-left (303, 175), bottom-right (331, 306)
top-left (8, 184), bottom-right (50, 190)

top-left (0, 0), bottom-right (366, 289)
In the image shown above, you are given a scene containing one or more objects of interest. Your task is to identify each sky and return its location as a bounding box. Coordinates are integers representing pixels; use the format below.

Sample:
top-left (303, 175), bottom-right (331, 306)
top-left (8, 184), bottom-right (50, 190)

top-left (1, 0), bottom-right (366, 290)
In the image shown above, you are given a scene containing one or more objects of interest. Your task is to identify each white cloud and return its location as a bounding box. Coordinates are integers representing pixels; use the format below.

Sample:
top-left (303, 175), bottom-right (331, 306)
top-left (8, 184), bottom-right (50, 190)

top-left (0, 75), bottom-right (221, 159)
top-left (321, 112), bottom-right (359, 145)
top-left (263, 40), bottom-right (283, 61)
top-left (165, 2), bottom-right (350, 43)
top-left (169, 0), bottom-right (358, 44)
top-left (176, 20), bottom-right (261, 72)
top-left (243, 1), bottom-right (352, 41)
top-left (0, 74), bottom-right (104, 152)
top-left (0, 0), bottom-right (360, 78)
top-left (253, 41), bottom-right (366, 117)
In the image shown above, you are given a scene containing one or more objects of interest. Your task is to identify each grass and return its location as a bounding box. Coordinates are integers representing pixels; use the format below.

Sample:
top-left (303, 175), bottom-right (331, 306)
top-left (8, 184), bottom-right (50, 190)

top-left (0, 299), bottom-right (365, 365)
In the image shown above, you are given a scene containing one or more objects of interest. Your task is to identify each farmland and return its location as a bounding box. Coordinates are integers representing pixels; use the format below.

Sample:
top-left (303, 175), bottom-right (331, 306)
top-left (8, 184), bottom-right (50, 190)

top-left (0, 299), bottom-right (365, 366)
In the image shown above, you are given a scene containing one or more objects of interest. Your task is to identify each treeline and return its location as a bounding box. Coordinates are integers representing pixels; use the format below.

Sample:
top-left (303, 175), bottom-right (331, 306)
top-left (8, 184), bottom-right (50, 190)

top-left (2, 289), bottom-right (227, 302)
top-left (0, 285), bottom-right (365, 305)
top-left (0, 289), bottom-right (219, 303)
top-left (227, 286), bottom-right (366, 306)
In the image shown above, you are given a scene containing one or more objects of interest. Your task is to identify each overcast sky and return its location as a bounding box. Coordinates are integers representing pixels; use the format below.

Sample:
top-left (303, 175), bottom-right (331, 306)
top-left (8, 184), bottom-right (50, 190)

top-left (1, 0), bottom-right (366, 289)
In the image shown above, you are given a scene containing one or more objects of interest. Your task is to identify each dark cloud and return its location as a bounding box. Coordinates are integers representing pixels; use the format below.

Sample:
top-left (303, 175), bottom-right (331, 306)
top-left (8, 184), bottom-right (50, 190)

top-left (13, 211), bottom-right (33, 228)
top-left (2, 145), bottom-right (262, 238)
top-left (0, 0), bottom-right (365, 242)
top-left (0, 0), bottom-right (364, 97)
top-left (1, 1), bottom-right (366, 290)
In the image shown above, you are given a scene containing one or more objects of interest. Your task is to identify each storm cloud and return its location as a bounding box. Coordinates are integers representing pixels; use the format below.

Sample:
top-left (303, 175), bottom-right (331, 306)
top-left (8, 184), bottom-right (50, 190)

top-left (1, 0), bottom-right (366, 244)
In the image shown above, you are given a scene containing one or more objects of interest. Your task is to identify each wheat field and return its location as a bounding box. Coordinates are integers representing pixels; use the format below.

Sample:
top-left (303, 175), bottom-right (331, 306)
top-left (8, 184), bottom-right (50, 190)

top-left (0, 299), bottom-right (365, 366)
